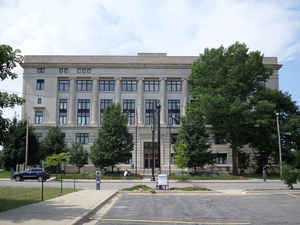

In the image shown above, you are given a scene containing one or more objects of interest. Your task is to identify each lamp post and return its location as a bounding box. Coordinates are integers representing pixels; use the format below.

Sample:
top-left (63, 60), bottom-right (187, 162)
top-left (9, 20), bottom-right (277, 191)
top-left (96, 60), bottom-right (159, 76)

top-left (169, 115), bottom-right (179, 175)
top-left (275, 112), bottom-right (283, 179)
top-left (151, 124), bottom-right (155, 181)
top-left (156, 102), bottom-right (161, 171)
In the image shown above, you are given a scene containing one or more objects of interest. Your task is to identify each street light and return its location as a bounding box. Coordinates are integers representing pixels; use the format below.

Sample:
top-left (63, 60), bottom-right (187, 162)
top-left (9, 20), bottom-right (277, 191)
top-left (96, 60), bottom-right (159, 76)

top-left (275, 112), bottom-right (283, 179)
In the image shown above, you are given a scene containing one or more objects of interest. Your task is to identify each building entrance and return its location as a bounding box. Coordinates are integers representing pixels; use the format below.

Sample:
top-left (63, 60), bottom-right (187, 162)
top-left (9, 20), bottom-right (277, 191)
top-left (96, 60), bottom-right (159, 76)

top-left (144, 142), bottom-right (159, 169)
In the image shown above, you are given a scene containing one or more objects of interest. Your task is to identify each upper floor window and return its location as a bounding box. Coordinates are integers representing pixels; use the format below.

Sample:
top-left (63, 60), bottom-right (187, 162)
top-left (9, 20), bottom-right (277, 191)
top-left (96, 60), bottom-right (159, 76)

top-left (216, 153), bottom-right (227, 164)
top-left (99, 80), bottom-right (114, 92)
top-left (77, 68), bottom-right (91, 74)
top-left (168, 100), bottom-right (180, 125)
top-left (37, 97), bottom-right (42, 104)
top-left (35, 111), bottom-right (44, 124)
top-left (58, 80), bottom-right (70, 91)
top-left (37, 67), bottom-right (45, 73)
top-left (77, 80), bottom-right (92, 91)
top-left (59, 99), bottom-right (68, 125)
top-left (100, 99), bottom-right (113, 122)
top-left (214, 136), bottom-right (226, 145)
top-left (145, 99), bottom-right (159, 125)
top-left (167, 80), bottom-right (182, 92)
top-left (36, 79), bottom-right (44, 90)
top-left (123, 99), bottom-right (135, 125)
top-left (144, 80), bottom-right (159, 92)
top-left (77, 99), bottom-right (90, 125)
top-left (75, 133), bottom-right (89, 144)
top-left (121, 80), bottom-right (137, 91)
top-left (59, 68), bottom-right (68, 73)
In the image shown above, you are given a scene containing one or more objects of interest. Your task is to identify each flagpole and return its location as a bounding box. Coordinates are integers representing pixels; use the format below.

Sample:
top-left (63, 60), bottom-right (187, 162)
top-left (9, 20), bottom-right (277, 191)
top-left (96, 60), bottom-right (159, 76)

top-left (135, 111), bottom-right (138, 175)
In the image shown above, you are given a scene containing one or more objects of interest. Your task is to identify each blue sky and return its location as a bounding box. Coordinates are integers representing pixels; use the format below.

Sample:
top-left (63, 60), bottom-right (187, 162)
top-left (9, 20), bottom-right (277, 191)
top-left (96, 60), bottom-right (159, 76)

top-left (0, 0), bottom-right (300, 119)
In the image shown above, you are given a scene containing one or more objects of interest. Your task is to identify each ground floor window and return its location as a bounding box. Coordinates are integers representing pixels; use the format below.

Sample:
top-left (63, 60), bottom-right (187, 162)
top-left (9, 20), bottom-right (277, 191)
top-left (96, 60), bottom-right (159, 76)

top-left (216, 153), bottom-right (227, 164)
top-left (144, 142), bottom-right (159, 168)
top-left (75, 133), bottom-right (89, 144)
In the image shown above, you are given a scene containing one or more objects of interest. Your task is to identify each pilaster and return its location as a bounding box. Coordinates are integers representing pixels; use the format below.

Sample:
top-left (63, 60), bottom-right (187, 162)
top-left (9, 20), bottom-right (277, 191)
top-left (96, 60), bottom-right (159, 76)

top-left (160, 77), bottom-right (167, 124)
top-left (137, 77), bottom-right (144, 125)
top-left (68, 77), bottom-right (76, 126)
top-left (115, 77), bottom-right (121, 104)
top-left (91, 78), bottom-right (99, 126)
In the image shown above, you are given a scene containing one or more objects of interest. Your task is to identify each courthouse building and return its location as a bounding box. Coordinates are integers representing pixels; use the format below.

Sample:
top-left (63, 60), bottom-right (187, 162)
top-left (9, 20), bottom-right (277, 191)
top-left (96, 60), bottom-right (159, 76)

top-left (21, 53), bottom-right (281, 174)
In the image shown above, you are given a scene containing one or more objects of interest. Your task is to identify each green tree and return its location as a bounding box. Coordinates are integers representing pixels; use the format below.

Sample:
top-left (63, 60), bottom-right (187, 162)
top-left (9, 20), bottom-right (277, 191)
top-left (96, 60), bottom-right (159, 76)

top-left (175, 106), bottom-right (214, 172)
top-left (2, 119), bottom-right (42, 170)
top-left (189, 42), bottom-right (273, 175)
top-left (69, 142), bottom-right (89, 173)
top-left (0, 45), bottom-right (24, 144)
top-left (174, 140), bottom-right (188, 169)
top-left (45, 152), bottom-right (70, 173)
top-left (90, 104), bottom-right (133, 170)
top-left (41, 127), bottom-right (67, 156)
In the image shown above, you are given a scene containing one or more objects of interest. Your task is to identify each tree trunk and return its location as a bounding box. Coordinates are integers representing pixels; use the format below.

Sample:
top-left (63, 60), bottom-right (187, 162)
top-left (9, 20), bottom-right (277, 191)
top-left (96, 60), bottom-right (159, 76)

top-left (232, 146), bottom-right (239, 176)
top-left (111, 166), bottom-right (114, 173)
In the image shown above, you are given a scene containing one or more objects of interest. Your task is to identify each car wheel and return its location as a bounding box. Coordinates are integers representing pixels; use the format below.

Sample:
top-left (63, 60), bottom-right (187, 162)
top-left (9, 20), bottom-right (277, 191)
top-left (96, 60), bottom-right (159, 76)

top-left (38, 176), bottom-right (43, 182)
top-left (15, 176), bottom-right (21, 182)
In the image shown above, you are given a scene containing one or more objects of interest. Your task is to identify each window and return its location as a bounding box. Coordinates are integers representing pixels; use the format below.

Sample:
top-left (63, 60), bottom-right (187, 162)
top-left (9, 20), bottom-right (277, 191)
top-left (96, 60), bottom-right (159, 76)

top-left (75, 133), bottom-right (89, 144)
top-left (121, 80), bottom-right (137, 91)
top-left (216, 153), bottom-right (227, 164)
top-left (77, 68), bottom-right (91, 74)
top-left (58, 80), bottom-right (70, 91)
top-left (214, 135), bottom-right (226, 144)
top-left (77, 80), bottom-right (92, 91)
top-left (59, 99), bottom-right (68, 125)
top-left (167, 80), bottom-right (182, 92)
top-left (59, 68), bottom-right (68, 73)
top-left (37, 67), bottom-right (45, 73)
top-left (144, 80), bottom-right (159, 92)
top-left (123, 99), bottom-right (135, 125)
top-left (37, 97), bottom-right (42, 104)
top-left (77, 99), bottom-right (90, 125)
top-left (99, 80), bottom-right (114, 92)
top-left (35, 111), bottom-right (43, 124)
top-left (100, 99), bottom-right (113, 122)
top-left (145, 99), bottom-right (159, 125)
top-left (36, 79), bottom-right (44, 90)
top-left (168, 100), bottom-right (180, 125)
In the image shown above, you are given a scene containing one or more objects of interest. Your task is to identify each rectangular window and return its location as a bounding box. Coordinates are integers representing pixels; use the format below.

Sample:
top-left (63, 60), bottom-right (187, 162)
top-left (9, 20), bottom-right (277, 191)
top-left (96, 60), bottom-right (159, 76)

top-left (77, 99), bottom-right (90, 125)
top-left (37, 68), bottom-right (45, 73)
top-left (167, 80), bottom-right (182, 92)
top-left (59, 99), bottom-right (68, 125)
top-left (123, 99), bottom-right (135, 125)
top-left (37, 98), bottom-right (42, 104)
top-left (75, 133), bottom-right (89, 144)
top-left (59, 68), bottom-right (68, 73)
top-left (121, 80), bottom-right (137, 91)
top-left (100, 99), bottom-right (113, 122)
top-left (99, 80), bottom-right (115, 92)
top-left (35, 111), bottom-right (43, 124)
top-left (144, 80), bottom-right (160, 92)
top-left (168, 100), bottom-right (180, 125)
top-left (77, 68), bottom-right (91, 74)
top-left (145, 99), bottom-right (159, 125)
top-left (77, 80), bottom-right (92, 91)
top-left (216, 153), bottom-right (227, 164)
top-left (58, 80), bottom-right (70, 91)
top-left (36, 79), bottom-right (44, 90)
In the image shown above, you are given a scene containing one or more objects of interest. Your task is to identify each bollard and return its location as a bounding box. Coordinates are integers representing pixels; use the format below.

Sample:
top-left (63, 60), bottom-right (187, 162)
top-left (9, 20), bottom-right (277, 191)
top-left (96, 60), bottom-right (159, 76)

top-left (96, 170), bottom-right (101, 190)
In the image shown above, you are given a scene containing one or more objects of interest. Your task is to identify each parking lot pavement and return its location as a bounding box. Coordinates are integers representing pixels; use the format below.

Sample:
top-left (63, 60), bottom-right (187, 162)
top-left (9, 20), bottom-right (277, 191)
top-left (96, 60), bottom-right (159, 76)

top-left (83, 193), bottom-right (300, 225)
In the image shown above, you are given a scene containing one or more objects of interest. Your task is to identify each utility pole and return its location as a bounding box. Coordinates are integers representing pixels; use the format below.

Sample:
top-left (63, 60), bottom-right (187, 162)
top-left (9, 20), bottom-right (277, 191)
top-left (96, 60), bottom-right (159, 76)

top-left (25, 116), bottom-right (29, 170)
top-left (157, 102), bottom-right (161, 171)
top-left (276, 112), bottom-right (282, 179)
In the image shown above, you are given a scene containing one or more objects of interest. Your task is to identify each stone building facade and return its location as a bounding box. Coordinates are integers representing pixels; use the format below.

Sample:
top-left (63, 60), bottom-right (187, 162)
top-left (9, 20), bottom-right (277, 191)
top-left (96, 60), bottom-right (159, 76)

top-left (21, 53), bottom-right (281, 174)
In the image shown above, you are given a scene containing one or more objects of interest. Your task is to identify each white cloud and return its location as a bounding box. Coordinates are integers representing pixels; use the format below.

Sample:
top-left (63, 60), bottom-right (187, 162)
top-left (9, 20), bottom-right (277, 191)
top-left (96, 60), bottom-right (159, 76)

top-left (0, 0), bottom-right (300, 118)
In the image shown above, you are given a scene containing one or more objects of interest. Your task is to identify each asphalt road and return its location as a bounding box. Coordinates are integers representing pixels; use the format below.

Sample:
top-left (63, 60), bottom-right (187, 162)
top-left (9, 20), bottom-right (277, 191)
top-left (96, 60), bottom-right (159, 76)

top-left (84, 193), bottom-right (300, 225)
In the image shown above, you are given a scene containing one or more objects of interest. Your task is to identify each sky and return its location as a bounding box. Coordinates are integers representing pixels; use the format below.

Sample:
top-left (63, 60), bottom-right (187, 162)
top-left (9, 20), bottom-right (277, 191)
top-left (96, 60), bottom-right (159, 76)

top-left (0, 0), bottom-right (300, 120)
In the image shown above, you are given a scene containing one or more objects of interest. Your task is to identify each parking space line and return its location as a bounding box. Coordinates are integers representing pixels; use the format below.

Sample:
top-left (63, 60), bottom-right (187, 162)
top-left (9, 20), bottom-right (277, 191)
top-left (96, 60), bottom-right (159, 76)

top-left (287, 193), bottom-right (297, 198)
top-left (101, 218), bottom-right (251, 224)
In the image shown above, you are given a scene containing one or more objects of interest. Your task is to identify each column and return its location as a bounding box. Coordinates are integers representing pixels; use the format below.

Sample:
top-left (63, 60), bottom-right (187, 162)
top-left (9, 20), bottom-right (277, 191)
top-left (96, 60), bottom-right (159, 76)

top-left (137, 77), bottom-right (144, 125)
top-left (160, 78), bottom-right (167, 124)
top-left (182, 78), bottom-right (188, 116)
top-left (91, 78), bottom-right (99, 126)
top-left (68, 77), bottom-right (76, 126)
top-left (115, 78), bottom-right (121, 104)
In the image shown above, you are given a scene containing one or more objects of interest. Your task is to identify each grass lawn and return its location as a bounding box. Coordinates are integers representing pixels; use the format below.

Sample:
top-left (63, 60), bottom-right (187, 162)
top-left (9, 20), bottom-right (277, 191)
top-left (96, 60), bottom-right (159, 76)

top-left (51, 173), bottom-right (143, 180)
top-left (0, 170), bottom-right (11, 178)
top-left (0, 186), bottom-right (78, 212)
top-left (169, 173), bottom-right (248, 180)
top-left (169, 186), bottom-right (211, 191)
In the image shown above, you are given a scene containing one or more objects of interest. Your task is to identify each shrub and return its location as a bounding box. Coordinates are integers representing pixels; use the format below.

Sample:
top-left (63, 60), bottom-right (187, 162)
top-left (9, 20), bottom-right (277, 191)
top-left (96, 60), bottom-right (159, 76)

top-left (282, 164), bottom-right (298, 189)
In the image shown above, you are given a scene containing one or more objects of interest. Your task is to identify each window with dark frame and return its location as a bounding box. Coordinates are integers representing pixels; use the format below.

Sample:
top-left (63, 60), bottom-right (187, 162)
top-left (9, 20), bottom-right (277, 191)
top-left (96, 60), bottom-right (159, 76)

top-left (77, 99), bottom-right (90, 125)
top-left (76, 80), bottom-right (92, 91)
top-left (99, 80), bottom-right (115, 92)
top-left (75, 133), bottom-right (89, 144)
top-left (167, 80), bottom-right (182, 92)
top-left (35, 111), bottom-right (43, 124)
top-left (59, 99), bottom-right (68, 125)
top-left (100, 99), bottom-right (113, 122)
top-left (59, 68), bottom-right (68, 73)
top-left (121, 80), bottom-right (137, 91)
top-left (77, 68), bottom-right (91, 74)
top-left (144, 80), bottom-right (160, 92)
top-left (37, 68), bottom-right (45, 73)
top-left (36, 79), bottom-right (44, 90)
top-left (37, 97), bottom-right (42, 104)
top-left (123, 99), bottom-right (135, 125)
top-left (58, 80), bottom-right (70, 91)
top-left (216, 153), bottom-right (227, 164)
top-left (145, 99), bottom-right (159, 125)
top-left (168, 100), bottom-right (180, 125)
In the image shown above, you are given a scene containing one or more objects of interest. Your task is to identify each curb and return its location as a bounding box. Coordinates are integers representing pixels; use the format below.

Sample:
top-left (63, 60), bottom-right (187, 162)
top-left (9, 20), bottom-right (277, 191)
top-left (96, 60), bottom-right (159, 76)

top-left (72, 191), bottom-right (118, 225)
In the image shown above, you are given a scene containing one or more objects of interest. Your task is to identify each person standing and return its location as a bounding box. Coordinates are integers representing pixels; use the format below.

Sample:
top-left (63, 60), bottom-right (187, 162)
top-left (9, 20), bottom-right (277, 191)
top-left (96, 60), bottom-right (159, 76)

top-left (263, 166), bottom-right (267, 182)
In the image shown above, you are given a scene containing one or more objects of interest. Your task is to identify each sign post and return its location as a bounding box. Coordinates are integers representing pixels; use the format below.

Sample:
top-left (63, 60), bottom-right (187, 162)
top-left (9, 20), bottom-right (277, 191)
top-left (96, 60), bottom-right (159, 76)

top-left (96, 170), bottom-right (101, 190)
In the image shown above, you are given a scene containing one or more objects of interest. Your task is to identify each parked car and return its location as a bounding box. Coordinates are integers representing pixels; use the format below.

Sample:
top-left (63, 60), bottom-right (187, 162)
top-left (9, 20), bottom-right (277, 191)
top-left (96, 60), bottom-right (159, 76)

top-left (13, 168), bottom-right (50, 182)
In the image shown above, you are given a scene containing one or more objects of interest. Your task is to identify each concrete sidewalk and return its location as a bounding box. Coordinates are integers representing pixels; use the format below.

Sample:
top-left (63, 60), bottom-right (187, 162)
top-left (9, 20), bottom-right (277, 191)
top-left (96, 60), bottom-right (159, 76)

top-left (0, 189), bottom-right (117, 225)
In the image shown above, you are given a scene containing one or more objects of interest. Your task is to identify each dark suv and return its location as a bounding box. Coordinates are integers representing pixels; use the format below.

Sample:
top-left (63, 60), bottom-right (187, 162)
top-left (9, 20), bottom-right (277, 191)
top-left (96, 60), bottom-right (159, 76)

top-left (13, 168), bottom-right (50, 182)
